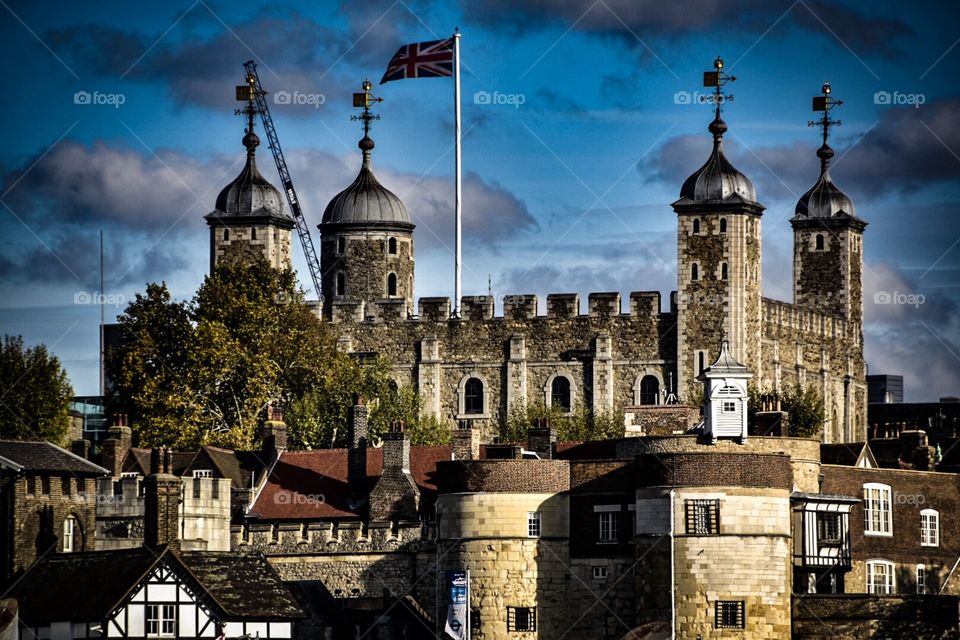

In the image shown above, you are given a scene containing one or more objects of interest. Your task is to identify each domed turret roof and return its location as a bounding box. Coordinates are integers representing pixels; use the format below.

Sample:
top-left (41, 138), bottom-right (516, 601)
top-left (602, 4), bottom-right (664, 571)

top-left (678, 116), bottom-right (757, 204)
top-left (795, 144), bottom-right (856, 219)
top-left (321, 135), bottom-right (411, 228)
top-left (210, 127), bottom-right (290, 221)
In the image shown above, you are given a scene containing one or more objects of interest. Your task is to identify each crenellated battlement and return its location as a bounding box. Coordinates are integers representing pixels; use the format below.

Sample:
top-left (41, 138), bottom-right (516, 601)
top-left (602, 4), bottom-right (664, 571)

top-left (232, 520), bottom-right (432, 555)
top-left (329, 291), bottom-right (672, 324)
top-left (762, 297), bottom-right (850, 338)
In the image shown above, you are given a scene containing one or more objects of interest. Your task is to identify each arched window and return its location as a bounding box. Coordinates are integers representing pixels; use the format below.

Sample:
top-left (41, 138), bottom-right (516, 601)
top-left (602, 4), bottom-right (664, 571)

top-left (388, 237), bottom-right (397, 254)
top-left (464, 378), bottom-right (484, 415)
top-left (692, 218), bottom-right (700, 234)
top-left (251, 227), bottom-right (257, 241)
top-left (63, 516), bottom-right (77, 553)
top-left (223, 229), bottom-right (229, 241)
top-left (337, 236), bottom-right (346, 254)
top-left (639, 375), bottom-right (660, 405)
top-left (721, 262), bottom-right (728, 280)
top-left (719, 218), bottom-right (727, 233)
top-left (551, 376), bottom-right (571, 412)
top-left (387, 273), bottom-right (397, 297)
top-left (815, 234), bottom-right (825, 251)
top-left (336, 272), bottom-right (345, 296)
top-left (691, 263), bottom-right (699, 281)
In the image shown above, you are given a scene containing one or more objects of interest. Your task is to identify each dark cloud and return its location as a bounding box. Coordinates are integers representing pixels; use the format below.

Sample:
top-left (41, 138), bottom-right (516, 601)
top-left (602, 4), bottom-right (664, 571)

top-left (45, 10), bottom-right (357, 114)
top-left (0, 141), bottom-right (535, 284)
top-left (464, 0), bottom-right (912, 59)
top-left (642, 96), bottom-right (960, 205)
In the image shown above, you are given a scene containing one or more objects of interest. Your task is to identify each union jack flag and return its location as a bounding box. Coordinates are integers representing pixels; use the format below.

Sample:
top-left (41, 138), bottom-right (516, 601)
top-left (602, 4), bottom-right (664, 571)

top-left (380, 38), bottom-right (454, 84)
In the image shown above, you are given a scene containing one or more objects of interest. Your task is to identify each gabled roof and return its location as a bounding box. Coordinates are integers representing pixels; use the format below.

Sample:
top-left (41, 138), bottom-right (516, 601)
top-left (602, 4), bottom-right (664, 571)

top-left (252, 445), bottom-right (451, 520)
top-left (0, 440), bottom-right (108, 476)
top-left (820, 442), bottom-right (877, 468)
top-left (122, 446), bottom-right (266, 489)
top-left (5, 546), bottom-right (303, 624)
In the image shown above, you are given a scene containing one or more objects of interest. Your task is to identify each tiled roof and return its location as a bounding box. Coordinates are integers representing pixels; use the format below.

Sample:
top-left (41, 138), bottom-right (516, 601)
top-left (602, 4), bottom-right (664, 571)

top-left (6, 546), bottom-right (303, 624)
top-left (0, 440), bottom-right (108, 475)
top-left (252, 445), bottom-right (451, 520)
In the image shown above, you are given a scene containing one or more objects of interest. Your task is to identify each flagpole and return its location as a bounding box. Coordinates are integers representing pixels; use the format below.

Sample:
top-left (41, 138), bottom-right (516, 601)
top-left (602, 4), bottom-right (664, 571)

top-left (453, 28), bottom-right (462, 319)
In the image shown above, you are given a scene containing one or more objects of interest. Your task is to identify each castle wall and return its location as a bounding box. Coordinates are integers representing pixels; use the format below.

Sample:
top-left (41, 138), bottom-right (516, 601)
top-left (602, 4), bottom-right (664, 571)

top-left (210, 223), bottom-right (292, 271)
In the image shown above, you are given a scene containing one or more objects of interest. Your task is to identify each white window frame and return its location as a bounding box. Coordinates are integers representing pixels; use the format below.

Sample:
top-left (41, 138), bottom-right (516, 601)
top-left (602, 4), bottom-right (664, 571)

top-left (921, 509), bottom-right (939, 547)
top-left (62, 516), bottom-right (76, 553)
top-left (598, 511), bottom-right (618, 543)
top-left (866, 559), bottom-right (895, 594)
top-left (146, 603), bottom-right (177, 637)
top-left (192, 469), bottom-right (213, 479)
top-left (592, 566), bottom-right (608, 580)
top-left (527, 511), bottom-right (541, 538)
top-left (863, 483), bottom-right (892, 536)
top-left (917, 564), bottom-right (927, 595)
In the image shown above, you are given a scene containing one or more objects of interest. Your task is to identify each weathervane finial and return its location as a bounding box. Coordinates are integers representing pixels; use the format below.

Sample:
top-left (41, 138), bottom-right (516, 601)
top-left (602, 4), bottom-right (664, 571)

top-left (352, 79), bottom-right (384, 166)
top-left (701, 56), bottom-right (737, 143)
top-left (808, 82), bottom-right (843, 175)
top-left (234, 71), bottom-right (263, 156)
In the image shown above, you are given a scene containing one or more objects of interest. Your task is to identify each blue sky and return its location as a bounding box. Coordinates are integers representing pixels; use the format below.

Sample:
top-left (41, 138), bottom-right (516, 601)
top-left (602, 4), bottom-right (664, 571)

top-left (1, 0), bottom-right (958, 401)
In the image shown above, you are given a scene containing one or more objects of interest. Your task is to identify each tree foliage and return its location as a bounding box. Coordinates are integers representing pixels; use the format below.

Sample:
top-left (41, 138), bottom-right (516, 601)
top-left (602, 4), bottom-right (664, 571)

top-left (108, 256), bottom-right (437, 450)
top-left (0, 335), bottom-right (73, 443)
top-left (497, 400), bottom-right (624, 443)
top-left (748, 383), bottom-right (824, 439)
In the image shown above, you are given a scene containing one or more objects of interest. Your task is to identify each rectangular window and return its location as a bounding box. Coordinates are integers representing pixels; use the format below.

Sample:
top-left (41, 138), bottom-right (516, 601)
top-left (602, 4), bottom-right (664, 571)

top-left (685, 499), bottom-right (720, 535)
top-left (867, 560), bottom-right (895, 594)
top-left (26, 475), bottom-right (36, 495)
top-left (146, 604), bottom-right (176, 637)
top-left (507, 606), bottom-right (536, 632)
top-left (192, 478), bottom-right (202, 499)
top-left (817, 513), bottom-right (842, 545)
top-left (61, 476), bottom-right (71, 496)
top-left (921, 510), bottom-right (939, 547)
top-left (592, 566), bottom-right (608, 580)
top-left (863, 484), bottom-right (892, 536)
top-left (722, 401), bottom-right (736, 413)
top-left (917, 565), bottom-right (927, 595)
top-left (598, 512), bottom-right (618, 543)
top-left (527, 511), bottom-right (541, 538)
top-left (41, 476), bottom-right (50, 495)
top-left (211, 478), bottom-right (220, 500)
top-left (714, 601), bottom-right (745, 629)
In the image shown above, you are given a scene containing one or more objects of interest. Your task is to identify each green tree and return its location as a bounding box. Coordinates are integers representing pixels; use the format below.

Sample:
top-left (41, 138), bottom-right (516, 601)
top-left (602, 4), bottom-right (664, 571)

top-left (747, 383), bottom-right (823, 439)
top-left (109, 256), bottom-right (449, 450)
top-left (497, 400), bottom-right (624, 443)
top-left (0, 335), bottom-right (73, 443)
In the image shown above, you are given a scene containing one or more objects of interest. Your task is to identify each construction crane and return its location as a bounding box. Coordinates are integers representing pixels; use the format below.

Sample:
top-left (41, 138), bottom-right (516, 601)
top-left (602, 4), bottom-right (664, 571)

top-left (236, 61), bottom-right (323, 301)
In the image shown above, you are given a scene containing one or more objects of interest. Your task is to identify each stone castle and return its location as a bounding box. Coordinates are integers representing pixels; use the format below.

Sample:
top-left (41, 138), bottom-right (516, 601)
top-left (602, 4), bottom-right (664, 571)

top-left (205, 64), bottom-right (867, 445)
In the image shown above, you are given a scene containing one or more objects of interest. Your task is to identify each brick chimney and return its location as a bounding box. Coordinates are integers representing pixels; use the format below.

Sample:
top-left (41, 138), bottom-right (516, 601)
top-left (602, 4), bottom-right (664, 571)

top-left (348, 395), bottom-right (368, 504)
top-left (452, 419), bottom-right (479, 460)
top-left (100, 414), bottom-right (132, 477)
top-left (369, 422), bottom-right (419, 522)
top-left (144, 446), bottom-right (181, 548)
top-left (527, 419), bottom-right (556, 459)
top-left (262, 404), bottom-right (287, 463)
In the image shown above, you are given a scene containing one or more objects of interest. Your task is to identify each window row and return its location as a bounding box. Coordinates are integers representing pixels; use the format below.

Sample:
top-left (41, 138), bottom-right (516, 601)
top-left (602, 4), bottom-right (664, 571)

top-left (334, 236), bottom-right (401, 255)
top-left (867, 560), bottom-right (935, 595)
top-left (333, 272), bottom-right (407, 298)
top-left (689, 262), bottom-right (728, 281)
top-left (222, 228), bottom-right (277, 242)
top-left (690, 218), bottom-right (728, 234)
top-left (862, 483), bottom-right (940, 547)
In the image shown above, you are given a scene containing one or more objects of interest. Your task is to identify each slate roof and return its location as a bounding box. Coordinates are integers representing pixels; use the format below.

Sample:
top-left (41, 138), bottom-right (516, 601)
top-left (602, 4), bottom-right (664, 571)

top-left (122, 446), bottom-right (266, 489)
top-left (6, 546), bottom-right (302, 624)
top-left (252, 446), bottom-right (451, 520)
top-left (0, 440), bottom-right (108, 475)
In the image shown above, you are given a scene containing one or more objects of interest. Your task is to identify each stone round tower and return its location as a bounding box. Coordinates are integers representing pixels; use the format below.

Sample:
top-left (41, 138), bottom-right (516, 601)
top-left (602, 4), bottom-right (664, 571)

top-left (319, 111), bottom-right (415, 319)
top-left (205, 114), bottom-right (294, 271)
